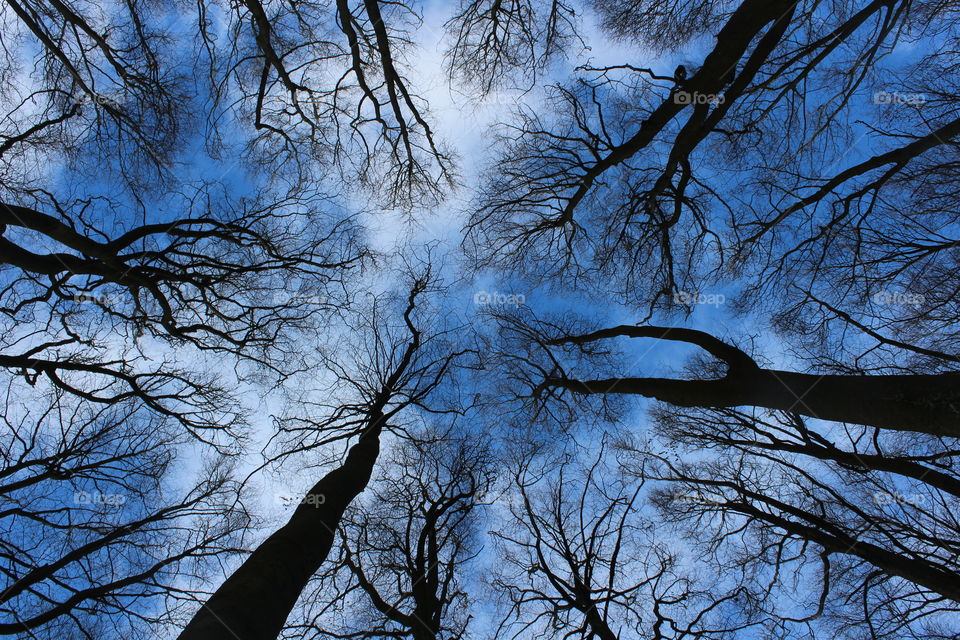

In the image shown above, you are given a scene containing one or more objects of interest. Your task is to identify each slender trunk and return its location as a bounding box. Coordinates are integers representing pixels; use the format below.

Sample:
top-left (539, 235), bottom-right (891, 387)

top-left (731, 499), bottom-right (960, 602)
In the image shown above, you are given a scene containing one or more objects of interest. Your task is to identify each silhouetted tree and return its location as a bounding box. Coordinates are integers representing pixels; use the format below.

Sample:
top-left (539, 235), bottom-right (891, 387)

top-left (179, 267), bottom-right (479, 640)
top-left (618, 405), bottom-right (960, 638)
top-left (444, 0), bottom-right (581, 95)
top-left (0, 0), bottom-right (186, 179)
top-left (464, 0), bottom-right (960, 330)
top-left (0, 383), bottom-right (250, 638)
top-left (0, 2), bottom-right (373, 635)
top-left (205, 0), bottom-right (454, 208)
top-left (6, 1), bottom-right (960, 639)
top-left (285, 432), bottom-right (491, 640)
top-left (490, 438), bottom-right (764, 640)
top-left (540, 325), bottom-right (960, 437)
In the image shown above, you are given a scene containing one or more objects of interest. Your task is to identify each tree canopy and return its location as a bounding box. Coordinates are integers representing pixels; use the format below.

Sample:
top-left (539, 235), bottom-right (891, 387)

top-left (1, 1), bottom-right (958, 639)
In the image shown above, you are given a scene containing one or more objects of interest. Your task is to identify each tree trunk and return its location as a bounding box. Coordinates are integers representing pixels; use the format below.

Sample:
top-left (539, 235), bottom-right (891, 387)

top-left (548, 370), bottom-right (960, 437)
top-left (178, 423), bottom-right (383, 640)
top-left (730, 497), bottom-right (960, 602)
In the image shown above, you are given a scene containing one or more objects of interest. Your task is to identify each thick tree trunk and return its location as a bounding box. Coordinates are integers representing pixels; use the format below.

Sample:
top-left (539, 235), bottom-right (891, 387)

top-left (581, 603), bottom-right (619, 640)
top-left (178, 423), bottom-right (383, 640)
top-left (547, 370), bottom-right (960, 438)
top-left (545, 325), bottom-right (960, 437)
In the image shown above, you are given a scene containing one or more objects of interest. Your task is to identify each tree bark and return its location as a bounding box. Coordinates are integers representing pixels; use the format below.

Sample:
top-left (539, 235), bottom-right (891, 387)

top-left (177, 421), bottom-right (383, 640)
top-left (548, 370), bottom-right (960, 437)
top-left (545, 326), bottom-right (960, 437)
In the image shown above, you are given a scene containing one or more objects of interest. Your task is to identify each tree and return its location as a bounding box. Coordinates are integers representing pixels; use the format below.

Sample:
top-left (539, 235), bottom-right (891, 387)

top-left (205, 0), bottom-right (454, 208)
top-left (285, 432), bottom-right (491, 640)
top-left (460, 3), bottom-right (960, 632)
top-left (0, 0), bottom-right (185, 179)
top-left (490, 438), bottom-right (764, 640)
top-left (621, 405), bottom-right (960, 638)
top-left (0, 0), bottom-right (367, 440)
top-left (464, 0), bottom-right (960, 327)
top-left (0, 2), bottom-right (371, 635)
top-left (539, 324), bottom-right (960, 437)
top-left (5, 0), bottom-right (960, 638)
top-left (178, 267), bottom-right (479, 640)
top-left (0, 382), bottom-right (250, 638)
top-left (444, 0), bottom-right (581, 95)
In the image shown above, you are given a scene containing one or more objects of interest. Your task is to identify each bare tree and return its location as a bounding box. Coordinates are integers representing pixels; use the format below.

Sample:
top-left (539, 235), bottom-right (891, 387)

top-left (203, 0), bottom-right (454, 208)
top-left (0, 4), bottom-right (377, 635)
top-left (5, 2), bottom-right (960, 639)
top-left (444, 0), bottom-right (581, 95)
top-left (285, 431), bottom-right (491, 640)
top-left (178, 265), bottom-right (479, 640)
top-left (490, 438), bottom-right (764, 640)
top-left (0, 2), bottom-right (463, 638)
top-left (0, 0), bottom-right (368, 439)
top-left (0, 382), bottom-right (250, 639)
top-left (538, 324), bottom-right (960, 437)
top-left (616, 405), bottom-right (960, 638)
top-left (492, 311), bottom-right (960, 637)
top-left (463, 0), bottom-right (960, 323)
top-left (0, 0), bottom-right (186, 181)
